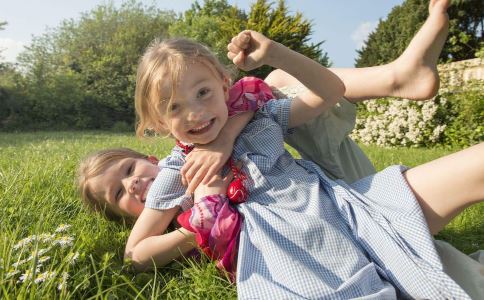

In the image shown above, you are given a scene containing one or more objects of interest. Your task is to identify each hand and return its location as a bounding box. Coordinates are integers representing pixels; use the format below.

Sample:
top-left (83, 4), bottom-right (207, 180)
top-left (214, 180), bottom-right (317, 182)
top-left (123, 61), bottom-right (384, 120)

top-left (193, 173), bottom-right (233, 203)
top-left (180, 135), bottom-right (234, 195)
top-left (227, 30), bottom-right (274, 71)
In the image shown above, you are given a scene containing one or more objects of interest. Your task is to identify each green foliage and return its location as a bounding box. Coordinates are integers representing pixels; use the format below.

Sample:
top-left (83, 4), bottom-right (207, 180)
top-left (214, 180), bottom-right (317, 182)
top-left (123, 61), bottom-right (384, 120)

top-left (356, 0), bottom-right (484, 67)
top-left (15, 1), bottom-right (175, 130)
top-left (441, 82), bottom-right (484, 147)
top-left (170, 0), bottom-right (330, 79)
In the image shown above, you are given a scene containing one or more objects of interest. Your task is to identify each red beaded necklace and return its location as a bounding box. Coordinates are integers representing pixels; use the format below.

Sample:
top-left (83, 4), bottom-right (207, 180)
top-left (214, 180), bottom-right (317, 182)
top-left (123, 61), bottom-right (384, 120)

top-left (176, 140), bottom-right (248, 204)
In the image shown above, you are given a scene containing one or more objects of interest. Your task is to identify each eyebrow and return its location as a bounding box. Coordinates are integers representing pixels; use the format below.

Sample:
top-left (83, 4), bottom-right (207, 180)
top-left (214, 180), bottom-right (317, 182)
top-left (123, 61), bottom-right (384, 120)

top-left (191, 78), bottom-right (210, 89)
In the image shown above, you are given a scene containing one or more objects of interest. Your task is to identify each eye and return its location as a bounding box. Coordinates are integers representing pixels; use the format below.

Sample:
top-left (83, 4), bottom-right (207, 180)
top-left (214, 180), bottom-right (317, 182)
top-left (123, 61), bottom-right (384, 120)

top-left (169, 103), bottom-right (179, 112)
top-left (115, 188), bottom-right (123, 203)
top-left (127, 163), bottom-right (134, 175)
top-left (197, 88), bottom-right (210, 98)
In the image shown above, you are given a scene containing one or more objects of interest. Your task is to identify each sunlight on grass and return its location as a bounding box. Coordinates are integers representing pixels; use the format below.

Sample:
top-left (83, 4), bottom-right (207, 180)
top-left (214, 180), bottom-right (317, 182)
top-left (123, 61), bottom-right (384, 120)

top-left (0, 131), bottom-right (482, 298)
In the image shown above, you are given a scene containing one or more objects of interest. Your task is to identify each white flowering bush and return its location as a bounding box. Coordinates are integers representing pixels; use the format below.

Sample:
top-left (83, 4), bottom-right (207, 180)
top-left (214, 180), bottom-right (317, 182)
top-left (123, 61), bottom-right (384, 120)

top-left (3, 224), bottom-right (81, 291)
top-left (351, 96), bottom-right (449, 147)
top-left (352, 79), bottom-right (483, 147)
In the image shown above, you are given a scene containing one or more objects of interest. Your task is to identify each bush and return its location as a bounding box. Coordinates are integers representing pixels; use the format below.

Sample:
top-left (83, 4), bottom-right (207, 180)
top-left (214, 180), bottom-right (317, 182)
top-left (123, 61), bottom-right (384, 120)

top-left (442, 82), bottom-right (483, 147)
top-left (351, 81), bottom-right (483, 148)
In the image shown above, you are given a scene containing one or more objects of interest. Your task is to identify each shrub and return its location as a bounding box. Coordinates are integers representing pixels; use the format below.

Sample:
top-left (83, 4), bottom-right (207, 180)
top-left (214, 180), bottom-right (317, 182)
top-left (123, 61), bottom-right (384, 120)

top-left (351, 81), bottom-right (483, 147)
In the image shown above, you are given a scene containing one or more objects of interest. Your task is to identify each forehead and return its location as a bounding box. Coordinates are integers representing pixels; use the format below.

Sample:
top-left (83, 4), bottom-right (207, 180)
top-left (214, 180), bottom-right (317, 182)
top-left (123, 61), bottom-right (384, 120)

top-left (87, 158), bottom-right (130, 204)
top-left (159, 60), bottom-right (222, 97)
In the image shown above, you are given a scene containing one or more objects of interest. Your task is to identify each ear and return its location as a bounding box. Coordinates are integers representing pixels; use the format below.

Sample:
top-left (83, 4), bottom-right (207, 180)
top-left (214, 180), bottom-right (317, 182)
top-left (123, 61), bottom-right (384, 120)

top-left (147, 155), bottom-right (159, 165)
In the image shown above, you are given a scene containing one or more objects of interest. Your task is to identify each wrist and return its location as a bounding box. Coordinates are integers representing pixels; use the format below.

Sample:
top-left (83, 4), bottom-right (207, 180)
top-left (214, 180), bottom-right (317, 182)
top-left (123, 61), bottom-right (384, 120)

top-left (265, 41), bottom-right (287, 68)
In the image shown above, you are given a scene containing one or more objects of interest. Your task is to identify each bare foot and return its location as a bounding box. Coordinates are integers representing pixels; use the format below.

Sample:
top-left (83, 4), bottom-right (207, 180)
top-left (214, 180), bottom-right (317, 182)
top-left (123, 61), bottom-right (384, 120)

top-left (390, 0), bottom-right (449, 100)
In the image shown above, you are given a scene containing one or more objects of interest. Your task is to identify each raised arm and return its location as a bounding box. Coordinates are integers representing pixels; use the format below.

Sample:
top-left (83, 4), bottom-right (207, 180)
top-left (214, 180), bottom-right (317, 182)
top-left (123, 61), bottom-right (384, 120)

top-left (227, 30), bottom-right (345, 128)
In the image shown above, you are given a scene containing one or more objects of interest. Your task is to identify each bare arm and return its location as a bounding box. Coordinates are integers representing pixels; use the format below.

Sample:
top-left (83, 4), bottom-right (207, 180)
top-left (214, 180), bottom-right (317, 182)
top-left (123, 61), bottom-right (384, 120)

top-left (227, 30), bottom-right (345, 128)
top-left (125, 206), bottom-right (196, 271)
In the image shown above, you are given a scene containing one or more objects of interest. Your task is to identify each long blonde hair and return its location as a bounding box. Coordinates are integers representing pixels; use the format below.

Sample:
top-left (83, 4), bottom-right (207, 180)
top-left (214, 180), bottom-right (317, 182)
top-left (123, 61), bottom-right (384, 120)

top-left (77, 148), bottom-right (147, 222)
top-left (134, 38), bottom-right (232, 137)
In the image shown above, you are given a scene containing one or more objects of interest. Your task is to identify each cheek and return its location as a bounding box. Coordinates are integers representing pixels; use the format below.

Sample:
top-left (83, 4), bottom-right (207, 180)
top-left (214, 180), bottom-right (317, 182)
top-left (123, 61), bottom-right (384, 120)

top-left (122, 200), bottom-right (144, 218)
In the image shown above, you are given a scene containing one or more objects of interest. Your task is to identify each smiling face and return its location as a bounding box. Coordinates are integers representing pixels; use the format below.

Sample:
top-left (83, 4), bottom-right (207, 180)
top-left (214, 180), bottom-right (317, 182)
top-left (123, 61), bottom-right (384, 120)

top-left (161, 61), bottom-right (229, 144)
top-left (87, 157), bottom-right (159, 218)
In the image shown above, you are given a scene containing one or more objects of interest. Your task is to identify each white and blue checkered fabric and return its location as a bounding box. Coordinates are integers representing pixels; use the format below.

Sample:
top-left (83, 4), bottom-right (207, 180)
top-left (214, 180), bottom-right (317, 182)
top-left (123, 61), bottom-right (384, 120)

top-left (146, 98), bottom-right (469, 299)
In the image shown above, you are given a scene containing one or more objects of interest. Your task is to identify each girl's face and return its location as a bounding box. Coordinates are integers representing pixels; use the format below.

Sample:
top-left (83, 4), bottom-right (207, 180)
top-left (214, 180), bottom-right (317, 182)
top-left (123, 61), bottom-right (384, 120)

top-left (161, 61), bottom-right (229, 144)
top-left (88, 156), bottom-right (159, 218)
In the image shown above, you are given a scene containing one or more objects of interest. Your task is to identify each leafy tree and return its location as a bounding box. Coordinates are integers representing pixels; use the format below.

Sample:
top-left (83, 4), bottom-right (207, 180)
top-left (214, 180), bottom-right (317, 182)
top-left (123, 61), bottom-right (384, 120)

top-left (17, 1), bottom-right (175, 129)
top-left (356, 0), bottom-right (483, 67)
top-left (170, 0), bottom-right (330, 79)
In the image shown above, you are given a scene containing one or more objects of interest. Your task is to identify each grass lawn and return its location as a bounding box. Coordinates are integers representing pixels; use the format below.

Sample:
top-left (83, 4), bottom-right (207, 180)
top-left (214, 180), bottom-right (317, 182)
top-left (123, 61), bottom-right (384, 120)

top-left (0, 131), bottom-right (482, 298)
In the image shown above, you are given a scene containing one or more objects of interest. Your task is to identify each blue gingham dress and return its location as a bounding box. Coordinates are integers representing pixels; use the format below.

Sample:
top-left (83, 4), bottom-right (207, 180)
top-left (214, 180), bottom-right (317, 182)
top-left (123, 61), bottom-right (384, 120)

top-left (146, 99), bottom-right (469, 299)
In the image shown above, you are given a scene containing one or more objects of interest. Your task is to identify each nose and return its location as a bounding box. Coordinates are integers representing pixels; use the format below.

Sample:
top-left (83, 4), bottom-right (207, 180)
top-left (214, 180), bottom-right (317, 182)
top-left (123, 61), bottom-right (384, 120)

top-left (128, 177), bottom-right (140, 194)
top-left (186, 103), bottom-right (204, 122)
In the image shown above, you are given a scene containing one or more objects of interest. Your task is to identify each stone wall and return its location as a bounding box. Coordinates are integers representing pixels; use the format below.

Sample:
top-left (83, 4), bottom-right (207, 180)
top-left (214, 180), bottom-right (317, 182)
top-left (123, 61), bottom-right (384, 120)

top-left (438, 58), bottom-right (483, 89)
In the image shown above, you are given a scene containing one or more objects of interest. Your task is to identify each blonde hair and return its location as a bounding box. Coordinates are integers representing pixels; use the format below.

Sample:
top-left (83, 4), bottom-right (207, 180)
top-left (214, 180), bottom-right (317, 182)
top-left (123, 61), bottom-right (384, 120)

top-left (135, 38), bottom-right (232, 137)
top-left (77, 148), bottom-right (147, 222)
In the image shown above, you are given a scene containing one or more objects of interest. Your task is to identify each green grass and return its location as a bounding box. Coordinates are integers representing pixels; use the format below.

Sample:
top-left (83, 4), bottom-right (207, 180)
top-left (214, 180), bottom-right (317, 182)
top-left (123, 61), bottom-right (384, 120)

top-left (0, 131), bottom-right (482, 298)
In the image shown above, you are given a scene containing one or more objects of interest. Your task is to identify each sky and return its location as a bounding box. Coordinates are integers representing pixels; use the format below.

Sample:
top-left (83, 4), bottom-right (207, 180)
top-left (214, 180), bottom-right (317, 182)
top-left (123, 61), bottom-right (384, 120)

top-left (0, 0), bottom-right (405, 67)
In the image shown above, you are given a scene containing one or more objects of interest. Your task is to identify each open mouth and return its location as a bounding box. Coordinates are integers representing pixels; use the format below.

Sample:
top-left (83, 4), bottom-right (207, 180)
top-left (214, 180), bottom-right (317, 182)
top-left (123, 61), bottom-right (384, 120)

top-left (188, 118), bottom-right (215, 135)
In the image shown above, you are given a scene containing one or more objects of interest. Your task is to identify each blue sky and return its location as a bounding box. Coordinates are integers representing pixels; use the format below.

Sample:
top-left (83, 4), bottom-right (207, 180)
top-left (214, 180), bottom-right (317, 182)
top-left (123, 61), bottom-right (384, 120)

top-left (0, 0), bottom-right (405, 67)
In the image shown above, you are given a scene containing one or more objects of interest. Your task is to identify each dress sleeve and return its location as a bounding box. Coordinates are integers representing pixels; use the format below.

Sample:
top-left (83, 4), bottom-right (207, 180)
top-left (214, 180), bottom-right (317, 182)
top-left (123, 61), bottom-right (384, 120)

top-left (258, 98), bottom-right (293, 136)
top-left (144, 149), bottom-right (193, 211)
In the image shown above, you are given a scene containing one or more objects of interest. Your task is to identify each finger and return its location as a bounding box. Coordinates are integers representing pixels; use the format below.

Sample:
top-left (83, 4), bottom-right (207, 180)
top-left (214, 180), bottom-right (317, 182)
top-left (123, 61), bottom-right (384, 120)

top-left (186, 164), bottom-right (203, 185)
top-left (233, 51), bottom-right (245, 67)
top-left (186, 166), bottom-right (208, 195)
top-left (223, 172), bottom-right (234, 183)
top-left (232, 32), bottom-right (251, 49)
top-left (180, 158), bottom-right (194, 176)
top-left (227, 43), bottom-right (243, 55)
top-left (227, 51), bottom-right (237, 61)
top-left (180, 159), bottom-right (195, 186)
top-left (202, 164), bottom-right (222, 185)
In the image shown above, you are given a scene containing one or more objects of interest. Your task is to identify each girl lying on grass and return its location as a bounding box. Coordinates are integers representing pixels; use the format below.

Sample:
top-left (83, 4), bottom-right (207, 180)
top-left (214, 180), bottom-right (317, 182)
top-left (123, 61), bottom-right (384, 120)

top-left (78, 0), bottom-right (484, 298)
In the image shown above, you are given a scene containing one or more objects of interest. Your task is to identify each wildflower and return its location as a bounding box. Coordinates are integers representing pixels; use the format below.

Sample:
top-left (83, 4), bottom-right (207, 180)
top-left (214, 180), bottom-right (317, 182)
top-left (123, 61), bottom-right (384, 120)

top-left (58, 272), bottom-right (69, 291)
top-left (12, 258), bottom-right (29, 268)
top-left (55, 224), bottom-right (71, 233)
top-left (66, 252), bottom-right (80, 264)
top-left (13, 236), bottom-right (35, 250)
top-left (38, 256), bottom-right (50, 264)
top-left (54, 236), bottom-right (74, 248)
top-left (39, 233), bottom-right (55, 242)
top-left (19, 269), bottom-right (35, 282)
top-left (34, 271), bottom-right (56, 284)
top-left (6, 269), bottom-right (20, 279)
top-left (37, 248), bottom-right (51, 256)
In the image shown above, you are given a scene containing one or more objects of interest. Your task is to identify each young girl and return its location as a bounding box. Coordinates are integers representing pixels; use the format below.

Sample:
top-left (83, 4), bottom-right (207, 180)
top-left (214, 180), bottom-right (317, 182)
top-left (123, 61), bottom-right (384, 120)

top-left (122, 20), bottom-right (483, 300)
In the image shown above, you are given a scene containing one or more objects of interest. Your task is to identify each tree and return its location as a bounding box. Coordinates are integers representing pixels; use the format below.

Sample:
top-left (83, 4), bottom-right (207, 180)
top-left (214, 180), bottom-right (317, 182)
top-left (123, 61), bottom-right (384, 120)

top-left (356, 0), bottom-right (483, 67)
top-left (170, 0), bottom-right (330, 79)
top-left (17, 1), bottom-right (176, 128)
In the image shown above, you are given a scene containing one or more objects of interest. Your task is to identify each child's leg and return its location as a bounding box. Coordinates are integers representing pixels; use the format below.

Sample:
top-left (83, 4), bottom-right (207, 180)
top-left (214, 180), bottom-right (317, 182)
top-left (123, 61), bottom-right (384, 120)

top-left (334, 0), bottom-right (449, 102)
top-left (265, 0), bottom-right (449, 102)
top-left (404, 142), bottom-right (484, 235)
